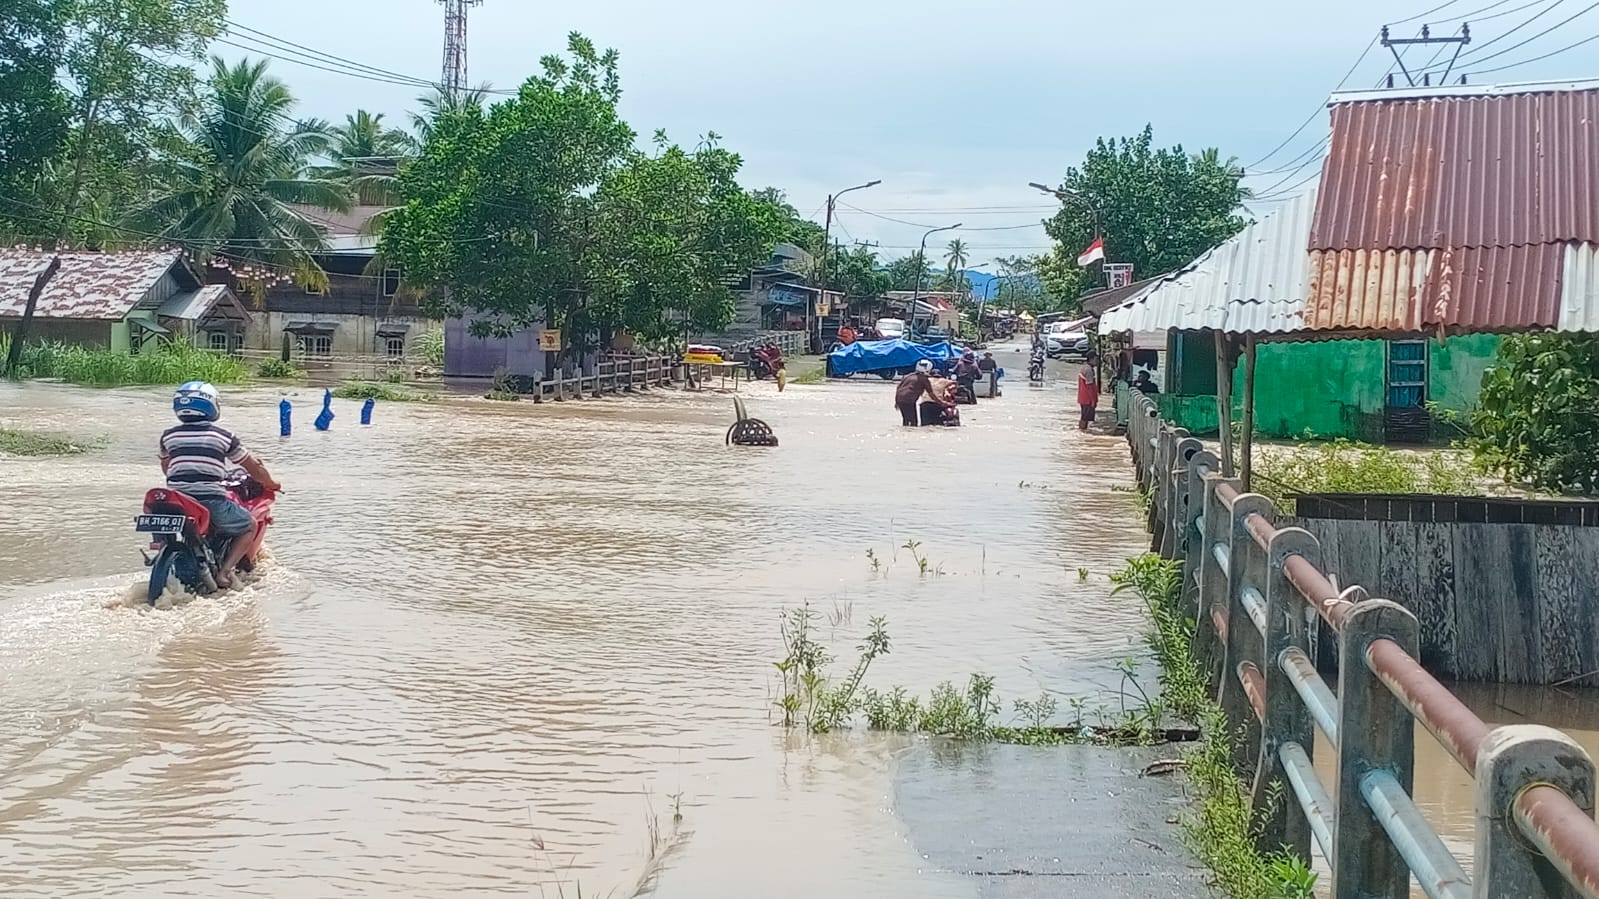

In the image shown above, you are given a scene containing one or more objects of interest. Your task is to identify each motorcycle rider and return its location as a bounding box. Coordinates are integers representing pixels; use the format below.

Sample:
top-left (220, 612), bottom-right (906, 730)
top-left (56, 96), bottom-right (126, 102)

top-left (159, 381), bottom-right (281, 588)
top-left (894, 359), bottom-right (943, 426)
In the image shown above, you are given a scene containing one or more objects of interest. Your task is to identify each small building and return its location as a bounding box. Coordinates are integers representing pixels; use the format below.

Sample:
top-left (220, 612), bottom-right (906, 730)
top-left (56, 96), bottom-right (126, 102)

top-left (1098, 189), bottom-right (1499, 443)
top-left (0, 248), bottom-right (249, 352)
top-left (243, 204), bottom-right (441, 360)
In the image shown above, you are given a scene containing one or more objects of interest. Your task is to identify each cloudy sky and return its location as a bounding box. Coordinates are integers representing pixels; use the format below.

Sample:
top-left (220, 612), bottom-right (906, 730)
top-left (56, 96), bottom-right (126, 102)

top-left (228, 0), bottom-right (1599, 268)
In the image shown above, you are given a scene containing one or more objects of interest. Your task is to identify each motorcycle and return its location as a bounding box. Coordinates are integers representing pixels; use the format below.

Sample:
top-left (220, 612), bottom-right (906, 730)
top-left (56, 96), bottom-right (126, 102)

top-left (749, 343), bottom-right (785, 380)
top-left (136, 474), bottom-right (276, 604)
top-left (1028, 356), bottom-right (1045, 382)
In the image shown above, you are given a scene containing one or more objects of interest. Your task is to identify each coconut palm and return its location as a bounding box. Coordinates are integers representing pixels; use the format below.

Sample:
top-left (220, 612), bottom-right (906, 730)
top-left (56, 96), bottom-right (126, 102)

top-left (944, 238), bottom-right (970, 295)
top-left (410, 84), bottom-right (492, 144)
top-left (319, 110), bottom-right (418, 204)
top-left (126, 56), bottom-right (350, 274)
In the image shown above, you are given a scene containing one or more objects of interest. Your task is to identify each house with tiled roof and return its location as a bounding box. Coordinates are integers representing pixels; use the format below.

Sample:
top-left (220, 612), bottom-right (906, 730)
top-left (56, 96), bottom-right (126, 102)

top-left (0, 248), bottom-right (250, 353)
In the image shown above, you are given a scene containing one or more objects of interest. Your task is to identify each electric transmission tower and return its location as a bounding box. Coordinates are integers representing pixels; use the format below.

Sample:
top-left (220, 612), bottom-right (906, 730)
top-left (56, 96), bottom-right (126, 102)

top-left (437, 0), bottom-right (483, 97)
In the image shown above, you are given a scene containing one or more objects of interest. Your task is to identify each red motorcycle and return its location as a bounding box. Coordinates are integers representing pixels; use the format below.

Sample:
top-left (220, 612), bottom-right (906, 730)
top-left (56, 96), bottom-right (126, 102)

top-left (136, 474), bottom-right (276, 604)
top-left (749, 343), bottom-right (785, 380)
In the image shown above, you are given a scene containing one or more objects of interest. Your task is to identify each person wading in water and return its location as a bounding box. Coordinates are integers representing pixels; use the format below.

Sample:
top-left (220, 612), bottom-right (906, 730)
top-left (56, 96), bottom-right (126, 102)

top-left (895, 359), bottom-right (942, 426)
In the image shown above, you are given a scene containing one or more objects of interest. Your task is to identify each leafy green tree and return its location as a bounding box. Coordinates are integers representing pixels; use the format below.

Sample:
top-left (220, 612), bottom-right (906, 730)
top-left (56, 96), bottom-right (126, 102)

top-left (824, 245), bottom-right (891, 298)
top-left (52, 0), bottom-right (227, 242)
top-left (381, 33), bottom-right (777, 347)
top-left (1041, 125), bottom-right (1248, 290)
top-left (126, 57), bottom-right (349, 275)
top-left (943, 238), bottom-right (970, 296)
top-left (749, 186), bottom-right (825, 252)
top-left (885, 253), bottom-right (929, 291)
top-left (1467, 333), bottom-right (1599, 494)
top-left (0, 0), bottom-right (71, 240)
top-left (409, 84), bottom-right (491, 144)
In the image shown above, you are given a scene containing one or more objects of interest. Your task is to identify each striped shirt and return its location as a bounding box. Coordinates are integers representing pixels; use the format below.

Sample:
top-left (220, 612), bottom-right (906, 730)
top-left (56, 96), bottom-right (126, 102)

top-left (160, 422), bottom-right (250, 497)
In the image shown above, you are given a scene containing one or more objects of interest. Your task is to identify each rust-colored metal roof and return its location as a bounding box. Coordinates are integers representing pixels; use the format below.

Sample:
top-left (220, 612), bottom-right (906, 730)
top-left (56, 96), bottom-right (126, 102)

top-left (0, 249), bottom-right (185, 321)
top-left (1312, 89), bottom-right (1599, 250)
top-left (1306, 84), bottom-right (1599, 333)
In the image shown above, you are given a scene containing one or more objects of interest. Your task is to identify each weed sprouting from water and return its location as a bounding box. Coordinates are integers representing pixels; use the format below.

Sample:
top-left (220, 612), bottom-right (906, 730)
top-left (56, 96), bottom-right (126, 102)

top-left (825, 600), bottom-right (853, 628)
top-left (1076, 566), bottom-right (1089, 582)
top-left (900, 540), bottom-right (945, 576)
top-left (866, 548), bottom-right (881, 572)
top-left (0, 427), bottom-right (95, 456)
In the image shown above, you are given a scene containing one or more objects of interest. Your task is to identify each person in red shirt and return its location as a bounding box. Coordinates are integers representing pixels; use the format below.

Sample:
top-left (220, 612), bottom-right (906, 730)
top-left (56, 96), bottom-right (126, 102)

top-left (1077, 352), bottom-right (1101, 431)
top-left (838, 323), bottom-right (858, 345)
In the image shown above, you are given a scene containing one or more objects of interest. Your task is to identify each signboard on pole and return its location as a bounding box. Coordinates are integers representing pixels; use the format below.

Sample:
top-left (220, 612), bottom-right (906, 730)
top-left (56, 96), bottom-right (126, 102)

top-left (1104, 264), bottom-right (1134, 289)
top-left (538, 329), bottom-right (562, 351)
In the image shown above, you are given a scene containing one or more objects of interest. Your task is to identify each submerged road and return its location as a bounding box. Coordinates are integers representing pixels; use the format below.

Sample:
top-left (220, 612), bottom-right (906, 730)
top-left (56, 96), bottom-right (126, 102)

top-left (1, 344), bottom-right (1198, 898)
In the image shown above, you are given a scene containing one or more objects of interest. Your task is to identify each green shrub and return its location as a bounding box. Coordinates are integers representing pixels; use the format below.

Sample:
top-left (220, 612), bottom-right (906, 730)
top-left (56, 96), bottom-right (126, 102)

top-left (1254, 439), bottom-right (1473, 512)
top-left (331, 381), bottom-right (432, 402)
top-left (256, 358), bottom-right (305, 379)
top-left (0, 427), bottom-right (94, 456)
top-left (13, 338), bottom-right (247, 386)
top-left (1467, 333), bottom-right (1599, 494)
top-left (416, 328), bottom-right (445, 367)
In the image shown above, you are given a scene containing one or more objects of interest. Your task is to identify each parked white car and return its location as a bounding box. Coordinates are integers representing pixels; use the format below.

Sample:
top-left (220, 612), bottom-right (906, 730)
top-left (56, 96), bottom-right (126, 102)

top-left (1045, 323), bottom-right (1089, 358)
top-left (874, 317), bottom-right (907, 340)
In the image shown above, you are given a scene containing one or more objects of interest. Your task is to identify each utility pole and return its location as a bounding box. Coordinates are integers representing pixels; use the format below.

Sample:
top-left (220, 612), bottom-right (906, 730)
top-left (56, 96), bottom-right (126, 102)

top-left (4, 256), bottom-right (62, 377)
top-left (814, 179), bottom-right (880, 353)
top-left (1381, 24), bottom-right (1470, 87)
top-left (437, 0), bottom-right (483, 98)
top-left (909, 223), bottom-right (961, 334)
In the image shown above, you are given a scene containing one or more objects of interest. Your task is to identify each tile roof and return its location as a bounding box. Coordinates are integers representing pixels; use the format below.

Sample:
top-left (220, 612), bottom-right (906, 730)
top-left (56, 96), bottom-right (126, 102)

top-left (0, 249), bottom-right (186, 321)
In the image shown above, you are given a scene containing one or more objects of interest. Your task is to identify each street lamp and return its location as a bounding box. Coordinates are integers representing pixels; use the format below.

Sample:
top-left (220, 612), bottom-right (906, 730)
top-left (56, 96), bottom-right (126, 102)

top-left (1030, 181), bottom-right (1101, 237)
top-left (814, 179), bottom-right (882, 352)
top-left (909, 222), bottom-right (961, 334)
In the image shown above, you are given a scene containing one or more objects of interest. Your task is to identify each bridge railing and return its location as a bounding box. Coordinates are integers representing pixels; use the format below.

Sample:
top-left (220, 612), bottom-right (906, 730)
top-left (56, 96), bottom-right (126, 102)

top-left (1128, 391), bottom-right (1599, 899)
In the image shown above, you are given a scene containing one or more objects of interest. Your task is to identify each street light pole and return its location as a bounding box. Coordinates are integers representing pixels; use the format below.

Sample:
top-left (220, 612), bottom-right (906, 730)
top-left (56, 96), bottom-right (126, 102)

top-left (1029, 181), bottom-right (1100, 238)
top-left (909, 222), bottom-right (961, 335)
top-left (815, 179), bottom-right (881, 352)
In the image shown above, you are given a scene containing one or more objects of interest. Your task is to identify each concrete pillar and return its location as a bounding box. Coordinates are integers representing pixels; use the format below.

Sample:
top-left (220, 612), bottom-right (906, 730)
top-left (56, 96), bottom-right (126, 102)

top-left (1474, 725), bottom-right (1597, 898)
top-left (1254, 526), bottom-right (1323, 862)
top-left (1332, 599), bottom-right (1419, 899)
top-left (1221, 492), bottom-right (1272, 774)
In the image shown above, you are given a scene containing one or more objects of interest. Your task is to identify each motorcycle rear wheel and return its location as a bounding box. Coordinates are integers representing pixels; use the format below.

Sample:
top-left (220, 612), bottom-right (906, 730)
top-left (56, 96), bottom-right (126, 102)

top-left (147, 544), bottom-right (205, 605)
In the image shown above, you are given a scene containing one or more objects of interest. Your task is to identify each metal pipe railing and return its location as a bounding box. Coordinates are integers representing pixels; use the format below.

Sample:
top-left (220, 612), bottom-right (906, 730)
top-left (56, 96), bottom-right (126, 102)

top-left (1125, 390), bottom-right (1599, 899)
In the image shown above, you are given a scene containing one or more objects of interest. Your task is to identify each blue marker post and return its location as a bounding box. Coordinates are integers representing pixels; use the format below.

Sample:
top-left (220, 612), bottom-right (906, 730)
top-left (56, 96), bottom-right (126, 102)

top-left (314, 389), bottom-right (335, 431)
top-left (279, 399), bottom-right (292, 437)
top-left (361, 397), bottom-right (374, 425)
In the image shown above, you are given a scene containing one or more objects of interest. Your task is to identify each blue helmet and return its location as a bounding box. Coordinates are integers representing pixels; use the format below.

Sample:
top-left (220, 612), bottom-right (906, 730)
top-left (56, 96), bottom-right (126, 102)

top-left (174, 381), bottom-right (221, 422)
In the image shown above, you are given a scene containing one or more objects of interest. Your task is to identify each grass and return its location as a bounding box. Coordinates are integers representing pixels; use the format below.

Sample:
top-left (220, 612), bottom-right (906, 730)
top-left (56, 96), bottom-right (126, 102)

top-left (772, 602), bottom-right (1173, 746)
top-left (256, 358), bottom-right (305, 379)
top-left (1114, 554), bottom-right (1318, 899)
top-left (1253, 438), bottom-right (1475, 513)
top-left (0, 426), bottom-right (95, 456)
top-left (331, 381), bottom-right (434, 403)
top-left (790, 366), bottom-right (826, 386)
top-left (4, 337), bottom-right (247, 386)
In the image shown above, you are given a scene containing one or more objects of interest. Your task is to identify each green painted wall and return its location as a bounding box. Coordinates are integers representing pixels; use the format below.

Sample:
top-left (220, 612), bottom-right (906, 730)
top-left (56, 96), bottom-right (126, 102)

top-left (1429, 333), bottom-right (1501, 413)
top-left (1158, 334), bottom-right (1497, 441)
top-left (110, 321), bottom-right (131, 353)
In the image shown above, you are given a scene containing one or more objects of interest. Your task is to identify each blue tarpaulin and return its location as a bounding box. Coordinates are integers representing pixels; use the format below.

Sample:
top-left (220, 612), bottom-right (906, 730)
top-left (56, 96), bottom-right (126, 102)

top-left (827, 339), bottom-right (959, 377)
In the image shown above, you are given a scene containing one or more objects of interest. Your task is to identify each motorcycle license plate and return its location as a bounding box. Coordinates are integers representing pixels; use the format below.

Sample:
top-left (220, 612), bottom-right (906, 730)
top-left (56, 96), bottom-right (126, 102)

top-left (134, 514), bottom-right (187, 534)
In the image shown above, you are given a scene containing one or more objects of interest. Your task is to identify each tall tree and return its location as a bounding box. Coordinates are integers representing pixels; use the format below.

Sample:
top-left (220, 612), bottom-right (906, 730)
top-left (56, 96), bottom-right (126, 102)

top-left (1041, 125), bottom-right (1248, 292)
top-left (748, 186), bottom-right (825, 253)
top-left (0, 0), bottom-right (71, 240)
top-left (409, 84), bottom-right (491, 144)
top-left (1468, 333), bottom-right (1599, 495)
top-left (885, 253), bottom-right (928, 291)
top-left (53, 0), bottom-right (227, 243)
top-left (320, 110), bottom-right (419, 204)
top-left (823, 245), bottom-right (891, 298)
top-left (943, 238), bottom-right (970, 295)
top-left (126, 57), bottom-right (349, 281)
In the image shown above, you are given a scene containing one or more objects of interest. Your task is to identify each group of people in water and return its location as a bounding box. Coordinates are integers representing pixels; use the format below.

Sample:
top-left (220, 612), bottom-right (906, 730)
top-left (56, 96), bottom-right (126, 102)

top-left (893, 343), bottom-right (1155, 432)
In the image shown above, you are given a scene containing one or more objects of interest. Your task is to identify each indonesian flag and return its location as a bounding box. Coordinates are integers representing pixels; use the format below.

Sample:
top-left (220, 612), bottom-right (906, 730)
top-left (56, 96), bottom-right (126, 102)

top-left (1077, 237), bottom-right (1105, 267)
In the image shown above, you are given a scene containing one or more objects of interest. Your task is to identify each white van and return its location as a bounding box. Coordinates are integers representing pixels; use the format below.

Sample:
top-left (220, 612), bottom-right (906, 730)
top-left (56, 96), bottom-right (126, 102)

top-left (874, 318), bottom-right (907, 339)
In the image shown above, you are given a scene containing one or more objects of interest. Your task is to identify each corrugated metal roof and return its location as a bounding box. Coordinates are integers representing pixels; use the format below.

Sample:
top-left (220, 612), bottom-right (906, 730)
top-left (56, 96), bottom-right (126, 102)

top-left (1304, 244), bottom-right (1569, 332)
top-left (1099, 190), bottom-right (1316, 336)
top-left (1312, 89), bottom-right (1599, 250)
top-left (156, 284), bottom-right (242, 321)
top-left (0, 249), bottom-right (184, 321)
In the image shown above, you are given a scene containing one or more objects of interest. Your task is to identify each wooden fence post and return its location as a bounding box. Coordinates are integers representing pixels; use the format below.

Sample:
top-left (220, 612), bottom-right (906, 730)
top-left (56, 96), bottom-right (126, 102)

top-left (1474, 725), bottom-right (1597, 898)
top-left (1254, 526), bottom-right (1323, 861)
top-left (1332, 599), bottom-right (1419, 899)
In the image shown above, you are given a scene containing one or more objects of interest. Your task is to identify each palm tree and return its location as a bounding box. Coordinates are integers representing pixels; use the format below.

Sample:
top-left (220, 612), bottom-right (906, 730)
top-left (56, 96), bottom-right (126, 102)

top-left (944, 238), bottom-right (970, 295)
top-left (320, 110), bottom-right (418, 204)
top-left (127, 57), bottom-right (350, 278)
top-left (409, 84), bottom-right (491, 144)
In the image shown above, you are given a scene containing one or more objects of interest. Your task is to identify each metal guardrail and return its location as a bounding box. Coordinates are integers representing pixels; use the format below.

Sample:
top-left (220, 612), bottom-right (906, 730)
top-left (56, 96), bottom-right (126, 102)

top-left (1127, 391), bottom-right (1599, 899)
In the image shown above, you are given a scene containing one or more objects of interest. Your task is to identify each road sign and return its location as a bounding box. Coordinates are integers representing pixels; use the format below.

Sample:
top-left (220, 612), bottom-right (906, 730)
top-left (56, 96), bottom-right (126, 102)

top-left (538, 329), bottom-right (561, 351)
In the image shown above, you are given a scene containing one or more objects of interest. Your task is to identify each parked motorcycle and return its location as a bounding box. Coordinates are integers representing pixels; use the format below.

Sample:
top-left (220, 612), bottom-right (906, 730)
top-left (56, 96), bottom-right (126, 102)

top-left (136, 474), bottom-right (276, 604)
top-left (749, 343), bottom-right (785, 380)
top-left (1028, 358), bottom-right (1045, 382)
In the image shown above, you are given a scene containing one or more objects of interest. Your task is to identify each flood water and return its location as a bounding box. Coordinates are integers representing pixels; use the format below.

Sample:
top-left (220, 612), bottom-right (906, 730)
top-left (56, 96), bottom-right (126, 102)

top-left (0, 346), bottom-right (1160, 898)
top-left (8, 348), bottom-right (1599, 898)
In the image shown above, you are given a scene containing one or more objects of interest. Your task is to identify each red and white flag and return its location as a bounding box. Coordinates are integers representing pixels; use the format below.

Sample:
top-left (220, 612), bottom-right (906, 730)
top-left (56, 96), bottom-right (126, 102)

top-left (1077, 237), bottom-right (1105, 267)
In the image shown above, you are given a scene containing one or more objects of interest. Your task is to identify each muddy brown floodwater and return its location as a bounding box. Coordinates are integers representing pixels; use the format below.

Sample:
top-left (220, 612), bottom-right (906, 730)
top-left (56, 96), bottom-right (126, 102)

top-left (5, 349), bottom-right (1599, 898)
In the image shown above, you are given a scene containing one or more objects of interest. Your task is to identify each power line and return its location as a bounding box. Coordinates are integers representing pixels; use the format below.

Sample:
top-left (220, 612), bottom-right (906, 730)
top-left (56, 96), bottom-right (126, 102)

top-left (1468, 27), bottom-right (1599, 71)
top-left (1457, 0), bottom-right (1599, 67)
top-left (1390, 0), bottom-right (1469, 25)
top-left (1245, 33), bottom-right (1378, 170)
top-left (225, 21), bottom-right (437, 88)
top-left (1420, 0), bottom-right (1571, 73)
